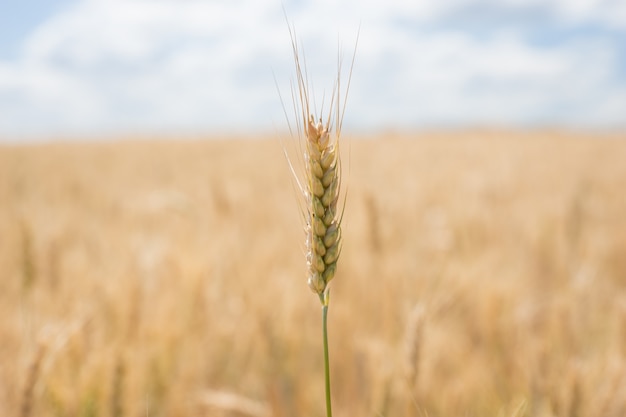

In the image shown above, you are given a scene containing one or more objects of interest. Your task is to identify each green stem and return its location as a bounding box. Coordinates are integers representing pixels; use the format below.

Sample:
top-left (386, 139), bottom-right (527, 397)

top-left (320, 293), bottom-right (333, 417)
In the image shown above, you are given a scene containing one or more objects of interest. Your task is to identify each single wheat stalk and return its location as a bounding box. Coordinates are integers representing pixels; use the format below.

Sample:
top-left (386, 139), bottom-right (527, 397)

top-left (110, 354), bottom-right (125, 417)
top-left (404, 304), bottom-right (426, 392)
top-left (20, 343), bottom-right (46, 417)
top-left (279, 17), bottom-right (358, 417)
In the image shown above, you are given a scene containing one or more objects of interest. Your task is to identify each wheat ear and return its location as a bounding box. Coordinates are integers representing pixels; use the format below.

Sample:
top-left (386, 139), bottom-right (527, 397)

top-left (303, 115), bottom-right (342, 298)
top-left (281, 18), bottom-right (358, 417)
top-left (284, 25), bottom-right (357, 302)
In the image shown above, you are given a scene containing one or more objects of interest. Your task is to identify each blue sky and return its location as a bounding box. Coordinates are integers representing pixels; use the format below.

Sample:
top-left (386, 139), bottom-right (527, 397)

top-left (1, 0), bottom-right (625, 140)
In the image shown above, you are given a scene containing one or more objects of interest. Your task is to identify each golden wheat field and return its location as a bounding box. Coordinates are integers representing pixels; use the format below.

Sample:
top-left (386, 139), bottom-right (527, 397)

top-left (1, 131), bottom-right (625, 417)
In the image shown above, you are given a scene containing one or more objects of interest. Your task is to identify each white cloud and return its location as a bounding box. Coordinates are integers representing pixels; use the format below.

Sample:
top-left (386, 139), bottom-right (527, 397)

top-left (552, 0), bottom-right (626, 28)
top-left (0, 0), bottom-right (625, 138)
top-left (1, 0), bottom-right (290, 135)
top-left (349, 28), bottom-right (625, 128)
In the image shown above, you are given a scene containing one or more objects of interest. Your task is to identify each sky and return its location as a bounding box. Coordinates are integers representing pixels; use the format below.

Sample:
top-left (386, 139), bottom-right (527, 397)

top-left (0, 0), bottom-right (625, 140)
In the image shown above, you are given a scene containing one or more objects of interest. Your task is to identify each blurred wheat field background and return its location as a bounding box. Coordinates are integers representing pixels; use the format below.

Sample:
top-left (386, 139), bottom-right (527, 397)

top-left (1, 131), bottom-right (625, 417)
